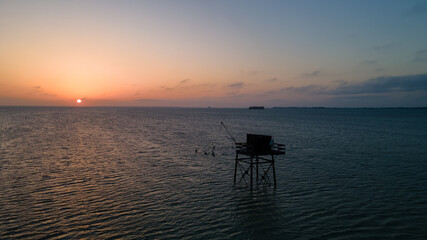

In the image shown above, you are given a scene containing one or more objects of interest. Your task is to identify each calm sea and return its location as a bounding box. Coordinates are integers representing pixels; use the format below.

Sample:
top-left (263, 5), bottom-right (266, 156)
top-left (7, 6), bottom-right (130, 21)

top-left (1, 107), bottom-right (426, 239)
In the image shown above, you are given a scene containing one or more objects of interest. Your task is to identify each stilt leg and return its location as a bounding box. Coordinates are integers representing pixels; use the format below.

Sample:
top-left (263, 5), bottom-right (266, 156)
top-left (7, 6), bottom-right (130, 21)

top-left (272, 155), bottom-right (277, 188)
top-left (250, 156), bottom-right (253, 190)
top-left (234, 152), bottom-right (238, 184)
top-left (256, 155), bottom-right (259, 182)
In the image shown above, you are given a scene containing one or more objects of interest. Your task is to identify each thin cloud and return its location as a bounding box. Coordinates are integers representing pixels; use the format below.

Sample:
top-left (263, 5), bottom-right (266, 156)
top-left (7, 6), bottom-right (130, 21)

top-left (31, 85), bottom-right (57, 97)
top-left (332, 95), bottom-right (390, 101)
top-left (180, 78), bottom-right (190, 84)
top-left (189, 82), bottom-right (217, 92)
top-left (227, 82), bottom-right (244, 89)
top-left (360, 60), bottom-right (377, 65)
top-left (266, 78), bottom-right (278, 82)
top-left (331, 74), bottom-right (427, 95)
top-left (259, 85), bottom-right (326, 96)
top-left (304, 70), bottom-right (321, 77)
top-left (414, 49), bottom-right (427, 62)
top-left (136, 98), bottom-right (163, 102)
top-left (160, 78), bottom-right (191, 91)
top-left (240, 70), bottom-right (262, 76)
top-left (277, 74), bottom-right (427, 96)
top-left (226, 91), bottom-right (241, 96)
top-left (225, 82), bottom-right (244, 96)
top-left (406, 2), bottom-right (427, 16)
top-left (160, 86), bottom-right (174, 91)
top-left (282, 85), bottom-right (328, 94)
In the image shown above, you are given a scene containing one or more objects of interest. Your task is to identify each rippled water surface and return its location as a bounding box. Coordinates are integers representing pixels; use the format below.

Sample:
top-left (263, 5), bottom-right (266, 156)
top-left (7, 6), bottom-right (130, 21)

top-left (1, 107), bottom-right (427, 239)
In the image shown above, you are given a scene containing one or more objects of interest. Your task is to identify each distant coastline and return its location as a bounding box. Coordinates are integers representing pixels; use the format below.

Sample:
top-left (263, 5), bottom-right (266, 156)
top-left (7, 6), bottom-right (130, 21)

top-left (249, 106), bottom-right (264, 110)
top-left (272, 107), bottom-right (427, 109)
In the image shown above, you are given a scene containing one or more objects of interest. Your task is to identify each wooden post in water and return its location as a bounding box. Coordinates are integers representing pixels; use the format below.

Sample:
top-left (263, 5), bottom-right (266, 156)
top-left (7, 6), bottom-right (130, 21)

top-left (272, 154), bottom-right (277, 188)
top-left (234, 152), bottom-right (238, 184)
top-left (250, 156), bottom-right (253, 190)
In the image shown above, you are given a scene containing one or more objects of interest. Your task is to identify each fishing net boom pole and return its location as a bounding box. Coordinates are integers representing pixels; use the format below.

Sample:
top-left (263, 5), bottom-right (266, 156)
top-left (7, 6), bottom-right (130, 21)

top-left (220, 121), bottom-right (237, 144)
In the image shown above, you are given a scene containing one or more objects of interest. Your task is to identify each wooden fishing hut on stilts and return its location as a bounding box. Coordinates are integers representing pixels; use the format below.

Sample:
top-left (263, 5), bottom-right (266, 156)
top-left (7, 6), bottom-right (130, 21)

top-left (234, 134), bottom-right (285, 190)
top-left (221, 122), bottom-right (285, 189)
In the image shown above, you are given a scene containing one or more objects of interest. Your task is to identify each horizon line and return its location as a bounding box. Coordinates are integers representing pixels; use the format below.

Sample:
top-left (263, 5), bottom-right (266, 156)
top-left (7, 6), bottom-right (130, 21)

top-left (1, 105), bottom-right (426, 109)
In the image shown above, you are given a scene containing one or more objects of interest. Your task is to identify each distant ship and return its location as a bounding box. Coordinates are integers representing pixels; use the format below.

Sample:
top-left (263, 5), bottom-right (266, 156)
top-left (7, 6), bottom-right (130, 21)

top-left (249, 106), bottom-right (264, 110)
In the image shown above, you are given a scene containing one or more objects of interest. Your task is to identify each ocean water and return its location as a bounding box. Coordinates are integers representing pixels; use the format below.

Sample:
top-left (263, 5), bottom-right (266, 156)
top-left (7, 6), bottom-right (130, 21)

top-left (1, 107), bottom-right (426, 239)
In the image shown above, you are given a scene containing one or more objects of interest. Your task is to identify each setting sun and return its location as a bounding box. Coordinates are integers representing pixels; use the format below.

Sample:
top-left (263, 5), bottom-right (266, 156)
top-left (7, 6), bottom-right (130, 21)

top-left (76, 99), bottom-right (82, 103)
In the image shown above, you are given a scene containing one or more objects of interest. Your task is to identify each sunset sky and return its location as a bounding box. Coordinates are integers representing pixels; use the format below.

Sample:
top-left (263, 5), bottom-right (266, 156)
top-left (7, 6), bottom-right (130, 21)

top-left (1, 0), bottom-right (427, 107)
